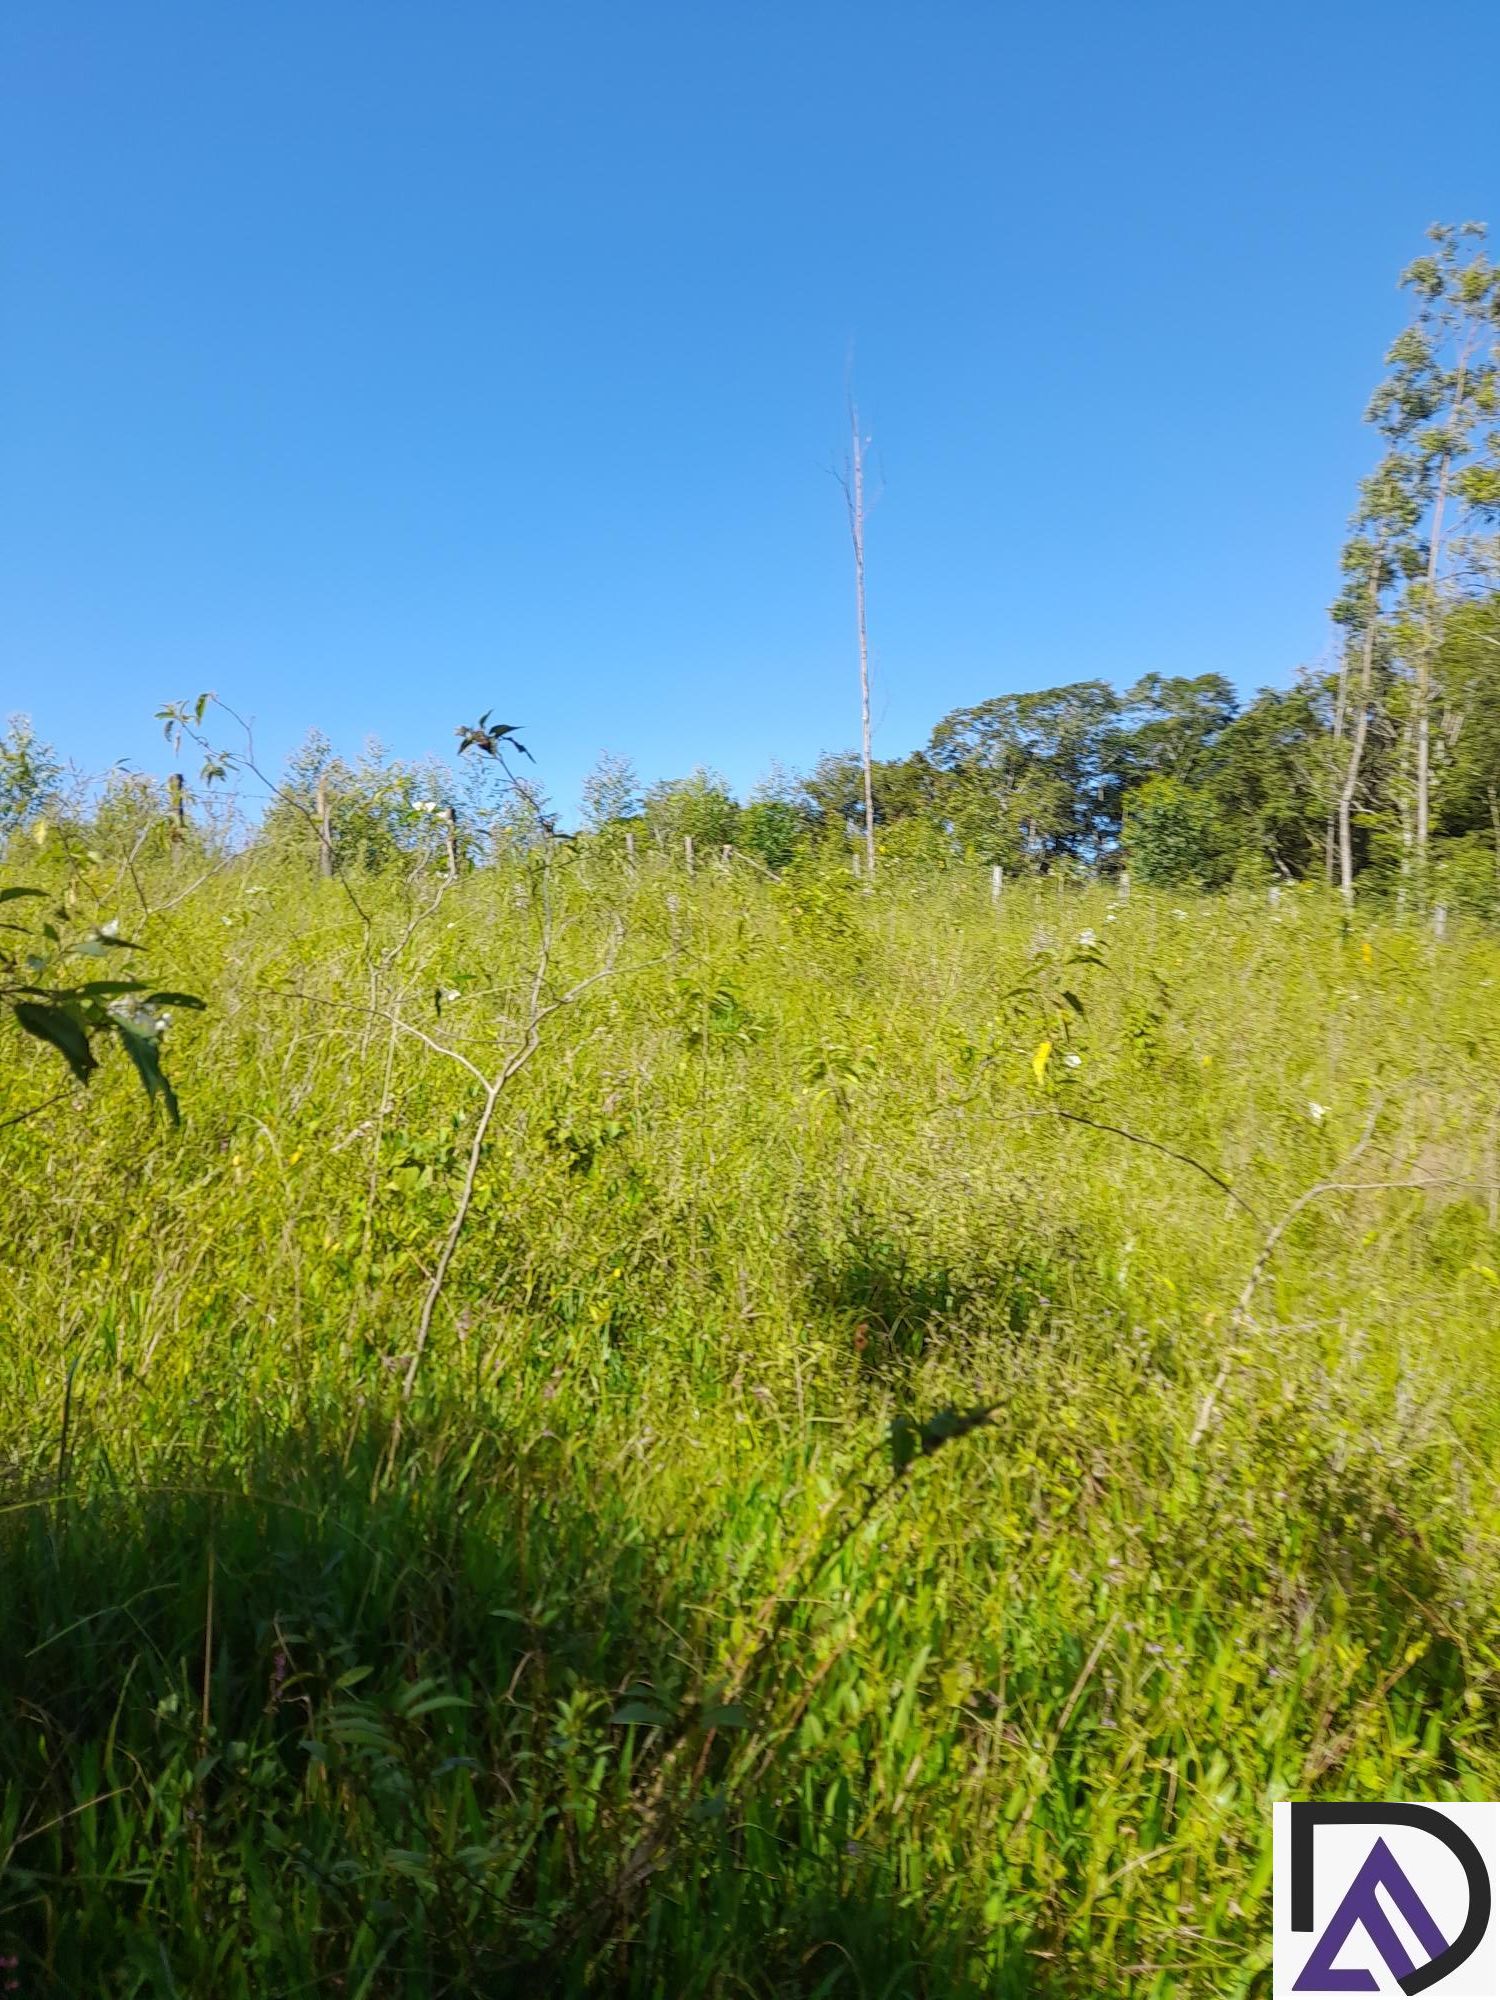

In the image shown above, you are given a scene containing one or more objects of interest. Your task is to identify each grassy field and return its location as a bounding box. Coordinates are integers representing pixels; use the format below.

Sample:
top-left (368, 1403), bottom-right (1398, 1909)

top-left (3, 846), bottom-right (1500, 1996)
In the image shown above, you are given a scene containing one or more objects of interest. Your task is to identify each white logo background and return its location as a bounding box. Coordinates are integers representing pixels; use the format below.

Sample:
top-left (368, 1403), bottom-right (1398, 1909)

top-left (1273, 1803), bottom-right (1498, 1998)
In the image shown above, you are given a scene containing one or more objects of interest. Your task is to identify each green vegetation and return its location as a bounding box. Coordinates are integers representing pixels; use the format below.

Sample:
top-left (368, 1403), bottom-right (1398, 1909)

top-left (2, 214), bottom-right (1499, 2000)
top-left (5, 832), bottom-right (1500, 1996)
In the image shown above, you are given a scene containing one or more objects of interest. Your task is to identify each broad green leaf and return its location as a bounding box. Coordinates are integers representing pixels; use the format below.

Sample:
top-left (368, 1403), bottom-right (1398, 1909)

top-left (76, 933), bottom-right (143, 958)
top-left (609, 1700), bottom-right (671, 1727)
top-left (12, 1001), bottom-right (97, 1085)
top-left (701, 1702), bottom-right (750, 1730)
top-left (889, 1413), bottom-right (920, 1476)
top-left (111, 1020), bottom-right (181, 1124)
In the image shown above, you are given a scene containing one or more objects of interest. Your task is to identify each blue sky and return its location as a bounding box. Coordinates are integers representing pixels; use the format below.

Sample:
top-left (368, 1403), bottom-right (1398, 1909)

top-left (3, 2), bottom-right (1498, 820)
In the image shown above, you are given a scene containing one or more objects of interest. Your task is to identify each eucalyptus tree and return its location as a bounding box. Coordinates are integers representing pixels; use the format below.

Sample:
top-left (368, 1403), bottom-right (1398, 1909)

top-left (1328, 453), bottom-right (1421, 902)
top-left (0, 716), bottom-right (64, 844)
top-left (580, 750), bottom-right (642, 833)
top-left (1366, 224), bottom-right (1499, 896)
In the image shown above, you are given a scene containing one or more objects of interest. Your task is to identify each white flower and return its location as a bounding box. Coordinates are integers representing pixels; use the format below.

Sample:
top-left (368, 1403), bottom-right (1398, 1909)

top-left (1076, 929), bottom-right (1097, 947)
top-left (1104, 912), bottom-right (1117, 923)
top-left (1171, 909), bottom-right (1187, 920)
top-left (99, 918), bottom-right (120, 938)
top-left (1063, 1051), bottom-right (1082, 1069)
top-left (1307, 1101), bottom-right (1327, 1123)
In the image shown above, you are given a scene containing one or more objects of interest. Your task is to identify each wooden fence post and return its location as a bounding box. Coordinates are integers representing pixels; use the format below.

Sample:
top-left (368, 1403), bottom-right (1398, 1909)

top-left (315, 771), bottom-right (334, 878)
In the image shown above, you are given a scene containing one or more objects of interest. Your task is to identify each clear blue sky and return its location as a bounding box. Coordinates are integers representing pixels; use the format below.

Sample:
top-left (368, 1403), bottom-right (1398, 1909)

top-left (3, 2), bottom-right (1498, 820)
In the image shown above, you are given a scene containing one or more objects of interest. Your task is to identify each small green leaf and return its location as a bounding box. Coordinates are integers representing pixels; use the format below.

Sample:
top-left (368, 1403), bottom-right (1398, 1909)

top-left (0, 887), bottom-right (46, 904)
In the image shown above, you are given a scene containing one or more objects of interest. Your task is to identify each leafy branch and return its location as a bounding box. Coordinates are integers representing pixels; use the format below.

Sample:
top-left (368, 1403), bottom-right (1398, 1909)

top-left (1, 887), bottom-right (203, 1124)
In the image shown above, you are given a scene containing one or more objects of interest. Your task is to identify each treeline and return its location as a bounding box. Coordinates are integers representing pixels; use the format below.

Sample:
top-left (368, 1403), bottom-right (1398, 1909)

top-left (3, 225), bottom-right (1497, 912)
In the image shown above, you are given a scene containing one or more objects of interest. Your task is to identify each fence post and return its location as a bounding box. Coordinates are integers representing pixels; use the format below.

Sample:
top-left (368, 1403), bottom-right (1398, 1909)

top-left (1119, 869), bottom-right (1130, 900)
top-left (315, 771), bottom-right (334, 878)
top-left (684, 834), bottom-right (695, 874)
top-left (1433, 902), bottom-right (1448, 940)
top-left (991, 863), bottom-right (1002, 904)
top-left (625, 828), bottom-right (636, 866)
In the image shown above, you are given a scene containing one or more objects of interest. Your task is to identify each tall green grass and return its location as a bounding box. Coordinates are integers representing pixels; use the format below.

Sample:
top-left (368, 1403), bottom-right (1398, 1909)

top-left (3, 847), bottom-right (1499, 1995)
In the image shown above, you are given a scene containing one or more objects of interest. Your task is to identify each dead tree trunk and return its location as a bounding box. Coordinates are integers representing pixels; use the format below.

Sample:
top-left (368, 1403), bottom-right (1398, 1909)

top-left (845, 405), bottom-right (877, 885)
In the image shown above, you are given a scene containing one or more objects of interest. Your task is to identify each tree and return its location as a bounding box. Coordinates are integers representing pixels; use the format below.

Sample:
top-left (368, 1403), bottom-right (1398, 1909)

top-left (1202, 684), bottom-right (1327, 882)
top-left (0, 716), bottom-right (63, 845)
top-left (1367, 225), bottom-right (1499, 896)
top-left (1328, 454), bottom-right (1421, 902)
top-left (837, 404), bottom-right (878, 881)
top-left (1123, 777), bottom-right (1223, 888)
top-left (1437, 592), bottom-right (1500, 894)
top-left (738, 800), bottom-right (807, 871)
top-left (927, 681), bottom-right (1122, 867)
top-left (1114, 674), bottom-right (1239, 786)
top-left (802, 749), bottom-right (935, 832)
top-left (642, 768), bottom-right (740, 851)
top-left (581, 751), bottom-right (642, 833)
top-left (259, 731), bottom-right (452, 876)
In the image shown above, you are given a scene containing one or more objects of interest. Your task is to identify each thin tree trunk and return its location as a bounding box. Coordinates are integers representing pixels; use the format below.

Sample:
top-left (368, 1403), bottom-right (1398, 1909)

top-left (848, 406), bottom-right (877, 884)
top-left (1415, 449), bottom-right (1451, 878)
top-left (1338, 570), bottom-right (1382, 906)
top-left (1336, 648), bottom-right (1360, 892)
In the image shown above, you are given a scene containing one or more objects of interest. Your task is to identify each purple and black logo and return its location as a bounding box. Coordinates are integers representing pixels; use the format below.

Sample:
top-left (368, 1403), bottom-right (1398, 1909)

top-left (1274, 1802), bottom-right (1498, 1997)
